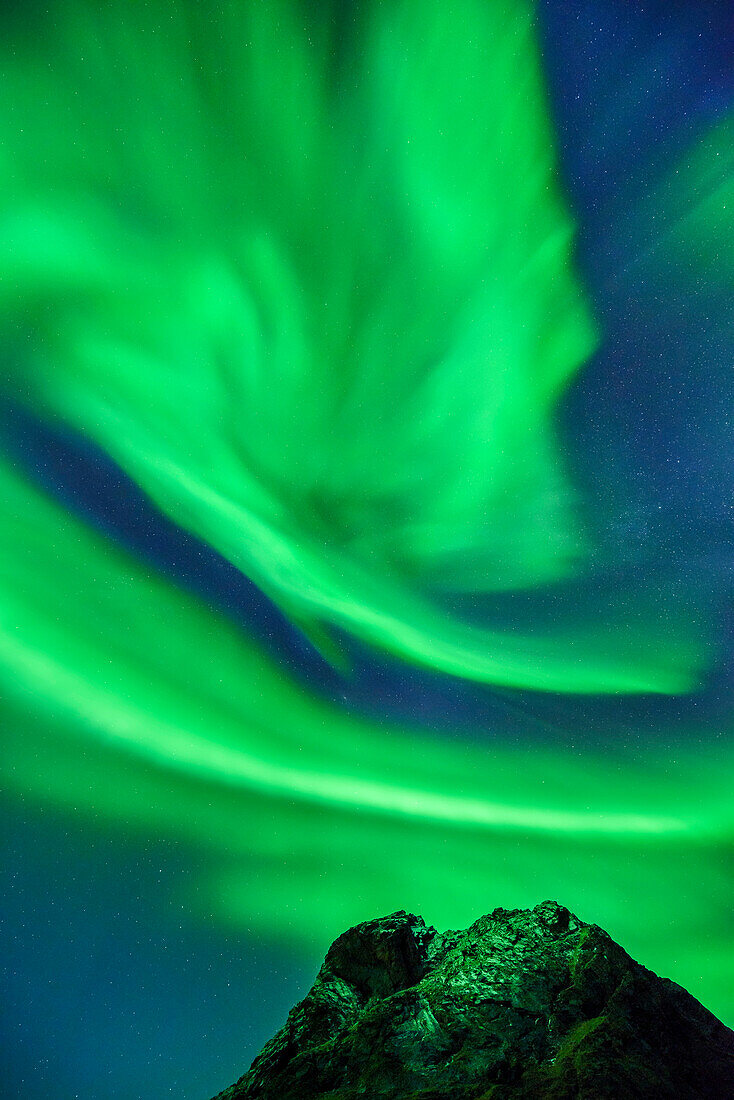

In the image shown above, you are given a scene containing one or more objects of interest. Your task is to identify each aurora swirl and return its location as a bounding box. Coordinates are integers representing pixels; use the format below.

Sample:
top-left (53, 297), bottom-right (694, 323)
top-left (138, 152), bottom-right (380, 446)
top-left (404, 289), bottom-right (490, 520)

top-left (1, 2), bottom-right (732, 1089)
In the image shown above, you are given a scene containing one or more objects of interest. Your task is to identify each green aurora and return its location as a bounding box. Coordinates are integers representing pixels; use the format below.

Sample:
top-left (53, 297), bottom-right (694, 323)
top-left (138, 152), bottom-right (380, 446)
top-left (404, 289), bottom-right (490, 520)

top-left (0, 0), bottom-right (714, 693)
top-left (3, 457), bottom-right (733, 1020)
top-left (1, 0), bottom-right (732, 1032)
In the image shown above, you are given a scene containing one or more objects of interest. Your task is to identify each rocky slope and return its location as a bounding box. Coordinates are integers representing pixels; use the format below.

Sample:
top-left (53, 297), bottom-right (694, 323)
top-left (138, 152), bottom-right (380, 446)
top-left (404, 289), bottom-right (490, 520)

top-left (211, 901), bottom-right (734, 1099)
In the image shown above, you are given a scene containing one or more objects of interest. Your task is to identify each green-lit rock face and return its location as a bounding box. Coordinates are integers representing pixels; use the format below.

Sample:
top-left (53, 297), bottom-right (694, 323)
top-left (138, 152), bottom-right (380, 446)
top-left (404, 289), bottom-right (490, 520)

top-left (212, 904), bottom-right (734, 1099)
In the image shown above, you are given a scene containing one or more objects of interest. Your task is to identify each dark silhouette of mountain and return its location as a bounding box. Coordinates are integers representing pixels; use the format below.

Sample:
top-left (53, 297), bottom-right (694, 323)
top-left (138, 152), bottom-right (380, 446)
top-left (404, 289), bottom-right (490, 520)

top-left (212, 901), bottom-right (734, 1099)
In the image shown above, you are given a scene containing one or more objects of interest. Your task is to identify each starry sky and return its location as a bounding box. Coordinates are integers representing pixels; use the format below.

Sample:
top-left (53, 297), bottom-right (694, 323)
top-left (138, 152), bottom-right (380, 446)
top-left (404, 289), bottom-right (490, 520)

top-left (1, 3), bottom-right (733, 1097)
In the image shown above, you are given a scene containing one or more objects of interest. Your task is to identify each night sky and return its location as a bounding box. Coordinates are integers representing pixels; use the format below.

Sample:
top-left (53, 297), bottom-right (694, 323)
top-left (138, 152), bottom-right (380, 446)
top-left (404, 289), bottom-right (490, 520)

top-left (1, 3), bottom-right (733, 1098)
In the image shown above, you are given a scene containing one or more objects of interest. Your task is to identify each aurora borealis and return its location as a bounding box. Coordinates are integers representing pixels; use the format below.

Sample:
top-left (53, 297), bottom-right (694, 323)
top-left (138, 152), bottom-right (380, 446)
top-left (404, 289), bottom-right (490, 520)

top-left (2, 3), bottom-right (733, 1097)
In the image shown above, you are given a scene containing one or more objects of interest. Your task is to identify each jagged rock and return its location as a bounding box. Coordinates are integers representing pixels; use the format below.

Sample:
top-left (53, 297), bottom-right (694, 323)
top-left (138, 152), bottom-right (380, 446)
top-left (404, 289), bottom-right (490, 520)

top-left (212, 902), bottom-right (734, 1099)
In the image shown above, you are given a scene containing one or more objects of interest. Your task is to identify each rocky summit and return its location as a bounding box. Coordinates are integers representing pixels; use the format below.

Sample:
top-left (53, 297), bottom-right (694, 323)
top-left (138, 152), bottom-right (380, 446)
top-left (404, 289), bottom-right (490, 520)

top-left (211, 901), bottom-right (734, 1099)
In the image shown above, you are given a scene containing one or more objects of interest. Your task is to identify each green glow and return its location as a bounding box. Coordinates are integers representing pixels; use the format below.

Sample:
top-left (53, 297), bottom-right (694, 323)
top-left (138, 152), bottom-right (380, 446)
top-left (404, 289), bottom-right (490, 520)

top-left (2, 460), bottom-right (733, 1021)
top-left (0, 0), bottom-right (712, 692)
top-left (0, 0), bottom-right (731, 1037)
top-left (660, 112), bottom-right (734, 283)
